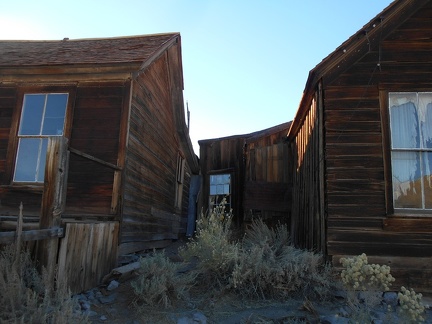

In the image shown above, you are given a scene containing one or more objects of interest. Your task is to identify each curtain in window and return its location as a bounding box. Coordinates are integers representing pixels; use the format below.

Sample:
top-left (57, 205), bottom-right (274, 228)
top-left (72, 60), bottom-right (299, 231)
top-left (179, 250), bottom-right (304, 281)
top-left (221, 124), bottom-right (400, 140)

top-left (420, 95), bottom-right (432, 208)
top-left (390, 99), bottom-right (421, 208)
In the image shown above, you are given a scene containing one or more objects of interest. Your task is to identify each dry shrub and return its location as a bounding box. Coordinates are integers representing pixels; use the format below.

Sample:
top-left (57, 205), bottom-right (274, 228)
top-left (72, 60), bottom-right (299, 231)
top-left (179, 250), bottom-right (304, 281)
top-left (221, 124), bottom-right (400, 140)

top-left (180, 203), bottom-right (334, 301)
top-left (231, 219), bottom-right (333, 300)
top-left (131, 250), bottom-right (196, 309)
top-left (179, 199), bottom-right (239, 289)
top-left (0, 243), bottom-right (88, 324)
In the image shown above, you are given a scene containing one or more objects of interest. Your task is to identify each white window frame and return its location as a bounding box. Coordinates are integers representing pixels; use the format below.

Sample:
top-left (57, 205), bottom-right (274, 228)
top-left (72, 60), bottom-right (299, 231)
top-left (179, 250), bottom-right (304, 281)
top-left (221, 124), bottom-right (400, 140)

top-left (13, 93), bottom-right (68, 183)
top-left (389, 91), bottom-right (432, 212)
top-left (209, 173), bottom-right (231, 211)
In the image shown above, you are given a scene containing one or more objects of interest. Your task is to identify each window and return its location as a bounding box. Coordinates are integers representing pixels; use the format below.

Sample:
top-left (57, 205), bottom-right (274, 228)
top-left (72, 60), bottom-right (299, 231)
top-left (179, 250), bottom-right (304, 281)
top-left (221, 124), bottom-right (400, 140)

top-left (14, 93), bottom-right (68, 182)
top-left (389, 92), bottom-right (432, 210)
top-left (209, 173), bottom-right (231, 211)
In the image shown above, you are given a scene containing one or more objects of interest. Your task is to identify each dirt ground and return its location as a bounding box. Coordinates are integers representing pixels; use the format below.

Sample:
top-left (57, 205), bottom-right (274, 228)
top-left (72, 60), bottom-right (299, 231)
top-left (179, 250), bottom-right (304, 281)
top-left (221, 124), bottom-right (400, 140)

top-left (85, 239), bottom-right (432, 324)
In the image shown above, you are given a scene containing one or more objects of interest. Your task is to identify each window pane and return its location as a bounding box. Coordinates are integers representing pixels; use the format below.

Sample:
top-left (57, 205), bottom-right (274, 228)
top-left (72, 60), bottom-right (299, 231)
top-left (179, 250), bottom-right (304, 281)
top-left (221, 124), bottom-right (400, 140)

top-left (14, 138), bottom-right (41, 182)
top-left (390, 100), bottom-right (419, 149)
top-left (42, 94), bottom-right (68, 135)
top-left (210, 185), bottom-right (216, 195)
top-left (224, 184), bottom-right (230, 194)
top-left (392, 151), bottom-right (422, 208)
top-left (19, 94), bottom-right (45, 135)
top-left (419, 93), bottom-right (432, 149)
top-left (216, 184), bottom-right (224, 195)
top-left (210, 175), bottom-right (217, 185)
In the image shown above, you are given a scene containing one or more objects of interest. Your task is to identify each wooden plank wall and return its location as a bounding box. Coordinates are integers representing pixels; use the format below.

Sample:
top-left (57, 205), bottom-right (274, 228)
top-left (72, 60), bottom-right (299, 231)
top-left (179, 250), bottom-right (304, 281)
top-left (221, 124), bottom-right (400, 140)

top-left (57, 222), bottom-right (119, 294)
top-left (198, 136), bottom-right (247, 225)
top-left (65, 82), bottom-right (125, 218)
top-left (121, 46), bottom-right (192, 254)
top-left (290, 95), bottom-right (325, 253)
top-left (0, 86), bottom-right (14, 184)
top-left (322, 2), bottom-right (432, 291)
top-left (244, 142), bottom-right (290, 225)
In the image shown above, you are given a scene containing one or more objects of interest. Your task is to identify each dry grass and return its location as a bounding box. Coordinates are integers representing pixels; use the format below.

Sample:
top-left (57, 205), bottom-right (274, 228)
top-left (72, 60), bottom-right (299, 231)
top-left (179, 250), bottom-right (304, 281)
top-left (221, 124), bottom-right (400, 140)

top-left (0, 243), bottom-right (88, 324)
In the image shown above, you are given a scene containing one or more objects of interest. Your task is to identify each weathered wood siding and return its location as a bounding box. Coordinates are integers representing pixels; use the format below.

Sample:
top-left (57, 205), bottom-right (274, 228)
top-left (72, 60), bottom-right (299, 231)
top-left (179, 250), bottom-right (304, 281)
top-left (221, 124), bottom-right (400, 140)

top-left (244, 126), bottom-right (291, 225)
top-left (290, 94), bottom-right (325, 253)
top-left (57, 222), bottom-right (119, 294)
top-left (121, 46), bottom-right (192, 254)
top-left (290, 2), bottom-right (432, 291)
top-left (65, 82), bottom-right (126, 217)
top-left (199, 136), bottom-right (247, 225)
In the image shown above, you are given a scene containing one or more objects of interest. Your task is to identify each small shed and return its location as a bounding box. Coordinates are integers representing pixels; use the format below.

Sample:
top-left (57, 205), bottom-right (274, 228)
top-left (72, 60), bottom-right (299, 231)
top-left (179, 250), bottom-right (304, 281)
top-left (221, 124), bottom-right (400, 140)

top-left (287, 0), bottom-right (432, 291)
top-left (198, 122), bottom-right (291, 226)
top-left (0, 33), bottom-right (199, 292)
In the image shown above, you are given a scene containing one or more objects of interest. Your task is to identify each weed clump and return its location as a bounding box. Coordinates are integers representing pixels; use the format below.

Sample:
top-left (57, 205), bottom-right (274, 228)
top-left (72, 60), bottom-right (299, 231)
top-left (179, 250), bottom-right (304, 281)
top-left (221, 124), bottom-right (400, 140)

top-left (340, 254), bottom-right (426, 323)
top-left (340, 253), bottom-right (395, 291)
top-left (131, 250), bottom-right (196, 308)
top-left (180, 200), bottom-right (333, 301)
top-left (179, 199), bottom-right (239, 289)
top-left (0, 243), bottom-right (88, 323)
top-left (231, 219), bottom-right (332, 300)
top-left (398, 286), bottom-right (425, 323)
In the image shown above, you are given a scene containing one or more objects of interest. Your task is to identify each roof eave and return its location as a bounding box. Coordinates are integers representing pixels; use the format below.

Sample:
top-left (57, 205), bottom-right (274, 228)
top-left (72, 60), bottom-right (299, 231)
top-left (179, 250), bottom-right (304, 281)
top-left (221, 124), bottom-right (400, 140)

top-left (287, 0), bottom-right (428, 140)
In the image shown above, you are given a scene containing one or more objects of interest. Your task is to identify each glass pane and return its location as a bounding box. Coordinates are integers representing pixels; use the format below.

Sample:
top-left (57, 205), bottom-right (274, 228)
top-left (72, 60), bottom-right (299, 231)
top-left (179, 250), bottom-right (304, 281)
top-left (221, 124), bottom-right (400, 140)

top-left (19, 94), bottom-right (45, 135)
top-left (390, 100), bottom-right (419, 149)
top-left (419, 93), bottom-right (432, 149)
top-left (392, 151), bottom-right (422, 208)
top-left (42, 94), bottom-right (68, 135)
top-left (36, 138), bottom-right (48, 182)
top-left (210, 175), bottom-right (217, 185)
top-left (216, 175), bottom-right (223, 185)
top-left (224, 184), bottom-right (230, 194)
top-left (216, 184), bottom-right (224, 195)
top-left (14, 138), bottom-right (41, 182)
top-left (210, 185), bottom-right (216, 195)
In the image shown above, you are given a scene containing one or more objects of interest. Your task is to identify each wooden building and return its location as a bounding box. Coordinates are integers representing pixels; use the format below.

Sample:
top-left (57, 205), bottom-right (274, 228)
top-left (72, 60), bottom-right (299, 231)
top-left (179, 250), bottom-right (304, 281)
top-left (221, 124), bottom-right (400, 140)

top-left (287, 0), bottom-right (432, 291)
top-left (0, 33), bottom-right (199, 292)
top-left (198, 122), bottom-right (291, 226)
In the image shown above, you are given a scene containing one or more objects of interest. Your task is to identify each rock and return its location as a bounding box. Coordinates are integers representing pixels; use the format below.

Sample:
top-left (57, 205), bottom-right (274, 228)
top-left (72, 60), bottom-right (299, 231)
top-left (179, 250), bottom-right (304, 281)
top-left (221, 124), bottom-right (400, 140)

top-left (175, 312), bottom-right (207, 324)
top-left (99, 315), bottom-right (107, 321)
top-left (383, 292), bottom-right (398, 307)
top-left (320, 314), bottom-right (350, 324)
top-left (79, 299), bottom-right (91, 311)
top-left (193, 312), bottom-right (207, 324)
top-left (83, 310), bottom-right (98, 317)
top-left (98, 292), bottom-right (118, 304)
top-left (107, 280), bottom-right (120, 291)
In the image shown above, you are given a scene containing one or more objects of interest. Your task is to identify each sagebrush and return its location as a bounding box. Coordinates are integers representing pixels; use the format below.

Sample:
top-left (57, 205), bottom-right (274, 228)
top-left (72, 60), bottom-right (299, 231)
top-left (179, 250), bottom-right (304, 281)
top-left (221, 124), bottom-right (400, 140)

top-left (180, 200), bottom-right (334, 300)
top-left (131, 250), bottom-right (196, 309)
top-left (0, 243), bottom-right (88, 323)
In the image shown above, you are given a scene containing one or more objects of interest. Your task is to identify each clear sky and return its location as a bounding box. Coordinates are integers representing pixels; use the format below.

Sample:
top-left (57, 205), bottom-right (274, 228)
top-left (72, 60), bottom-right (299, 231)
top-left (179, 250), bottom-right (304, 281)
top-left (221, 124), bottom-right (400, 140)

top-left (1, 1), bottom-right (393, 154)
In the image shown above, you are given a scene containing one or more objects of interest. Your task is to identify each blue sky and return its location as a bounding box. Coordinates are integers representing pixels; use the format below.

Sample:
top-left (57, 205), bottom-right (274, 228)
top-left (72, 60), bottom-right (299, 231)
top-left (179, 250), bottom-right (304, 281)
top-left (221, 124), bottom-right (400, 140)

top-left (1, 1), bottom-right (393, 153)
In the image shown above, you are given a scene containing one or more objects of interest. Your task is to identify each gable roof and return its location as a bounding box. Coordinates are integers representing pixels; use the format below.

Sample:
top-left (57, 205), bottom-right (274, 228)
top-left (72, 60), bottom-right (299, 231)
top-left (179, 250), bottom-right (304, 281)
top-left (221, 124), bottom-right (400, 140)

top-left (0, 33), bottom-right (179, 67)
top-left (288, 0), bottom-right (430, 139)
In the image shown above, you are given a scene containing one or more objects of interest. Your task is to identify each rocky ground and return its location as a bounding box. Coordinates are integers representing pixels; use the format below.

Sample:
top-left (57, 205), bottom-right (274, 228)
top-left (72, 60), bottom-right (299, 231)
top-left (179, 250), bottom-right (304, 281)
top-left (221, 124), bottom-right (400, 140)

top-left (71, 240), bottom-right (432, 324)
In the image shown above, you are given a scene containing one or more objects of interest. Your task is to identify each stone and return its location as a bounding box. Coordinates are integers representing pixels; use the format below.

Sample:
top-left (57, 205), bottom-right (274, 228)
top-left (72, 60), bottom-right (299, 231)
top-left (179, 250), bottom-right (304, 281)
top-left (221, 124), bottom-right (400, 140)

top-left (107, 280), bottom-right (120, 291)
top-left (193, 312), bottom-right (207, 324)
top-left (98, 292), bottom-right (118, 304)
top-left (383, 291), bottom-right (398, 307)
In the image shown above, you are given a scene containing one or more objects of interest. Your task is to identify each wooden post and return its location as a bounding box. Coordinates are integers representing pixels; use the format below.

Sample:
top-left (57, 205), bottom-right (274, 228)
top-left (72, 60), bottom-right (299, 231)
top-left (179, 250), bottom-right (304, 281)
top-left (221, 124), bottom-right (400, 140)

top-left (15, 202), bottom-right (23, 257)
top-left (38, 137), bottom-right (69, 293)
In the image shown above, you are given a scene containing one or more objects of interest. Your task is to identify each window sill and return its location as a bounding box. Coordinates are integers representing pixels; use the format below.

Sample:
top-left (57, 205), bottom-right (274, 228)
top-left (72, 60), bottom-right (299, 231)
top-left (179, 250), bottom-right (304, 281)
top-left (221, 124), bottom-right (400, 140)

top-left (383, 216), bottom-right (432, 232)
top-left (0, 184), bottom-right (43, 194)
